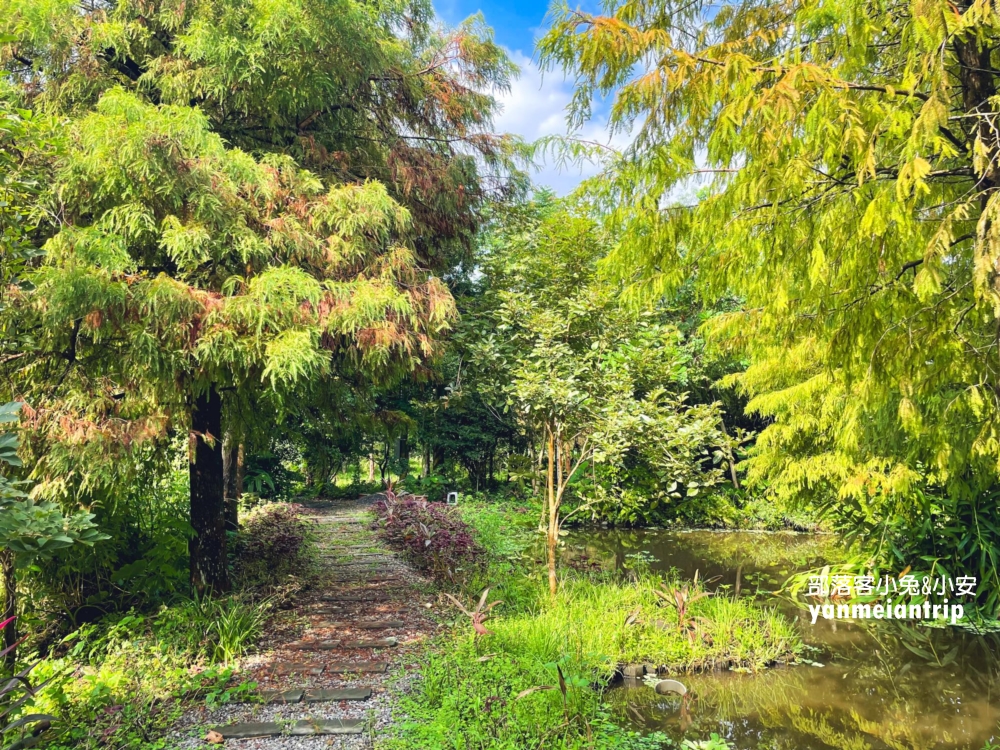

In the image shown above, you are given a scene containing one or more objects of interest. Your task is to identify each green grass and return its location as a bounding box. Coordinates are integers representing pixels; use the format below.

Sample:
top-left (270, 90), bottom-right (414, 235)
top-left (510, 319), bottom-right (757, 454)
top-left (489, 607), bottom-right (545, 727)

top-left (30, 599), bottom-right (261, 749)
top-left (486, 575), bottom-right (799, 676)
top-left (381, 500), bottom-right (801, 749)
top-left (381, 636), bottom-right (681, 750)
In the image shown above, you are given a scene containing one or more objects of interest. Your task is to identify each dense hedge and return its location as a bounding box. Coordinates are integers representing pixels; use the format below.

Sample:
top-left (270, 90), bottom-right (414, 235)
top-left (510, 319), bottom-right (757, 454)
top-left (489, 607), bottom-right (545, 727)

top-left (372, 496), bottom-right (483, 583)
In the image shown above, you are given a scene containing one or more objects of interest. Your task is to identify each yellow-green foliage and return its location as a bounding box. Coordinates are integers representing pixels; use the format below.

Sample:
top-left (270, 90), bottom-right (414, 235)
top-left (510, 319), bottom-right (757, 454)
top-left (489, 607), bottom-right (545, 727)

top-left (0, 0), bottom-right (523, 504)
top-left (538, 0), bottom-right (1000, 510)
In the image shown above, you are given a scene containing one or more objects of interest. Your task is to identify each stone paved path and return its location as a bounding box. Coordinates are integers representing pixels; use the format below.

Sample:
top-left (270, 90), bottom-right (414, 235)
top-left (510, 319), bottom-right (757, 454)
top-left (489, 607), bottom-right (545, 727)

top-left (172, 495), bottom-right (439, 748)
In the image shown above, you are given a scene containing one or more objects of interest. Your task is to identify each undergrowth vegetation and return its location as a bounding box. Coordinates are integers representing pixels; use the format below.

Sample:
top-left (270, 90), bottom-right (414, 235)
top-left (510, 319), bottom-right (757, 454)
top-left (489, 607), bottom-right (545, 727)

top-left (232, 502), bottom-right (317, 597)
top-left (376, 498), bottom-right (798, 749)
top-left (372, 495), bottom-right (485, 583)
top-left (22, 501), bottom-right (314, 749)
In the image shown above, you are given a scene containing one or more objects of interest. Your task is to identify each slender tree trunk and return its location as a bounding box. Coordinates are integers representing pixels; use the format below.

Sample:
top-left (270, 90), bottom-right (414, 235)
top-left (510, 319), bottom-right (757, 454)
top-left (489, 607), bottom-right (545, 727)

top-left (718, 418), bottom-right (741, 490)
top-left (236, 443), bottom-right (245, 499)
top-left (547, 427), bottom-right (558, 597)
top-left (399, 432), bottom-right (409, 478)
top-left (189, 386), bottom-right (230, 595)
top-left (222, 436), bottom-right (240, 532)
top-left (0, 549), bottom-right (15, 674)
top-left (539, 433), bottom-right (551, 532)
top-left (421, 444), bottom-right (430, 478)
top-left (379, 442), bottom-right (390, 483)
top-left (367, 452), bottom-right (375, 482)
top-left (529, 443), bottom-right (539, 496)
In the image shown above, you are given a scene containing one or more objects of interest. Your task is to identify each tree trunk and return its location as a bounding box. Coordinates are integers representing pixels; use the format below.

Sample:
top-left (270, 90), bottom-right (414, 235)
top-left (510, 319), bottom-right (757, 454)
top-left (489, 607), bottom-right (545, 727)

top-left (236, 443), bottom-right (245, 499)
top-left (547, 427), bottom-right (558, 597)
top-left (223, 436), bottom-right (240, 532)
top-left (398, 432), bottom-right (409, 478)
top-left (547, 525), bottom-right (558, 600)
top-left (367, 452), bottom-right (375, 482)
top-left (954, 30), bottom-right (998, 189)
top-left (422, 444), bottom-right (430, 478)
top-left (718, 418), bottom-right (741, 490)
top-left (379, 442), bottom-right (390, 483)
top-left (0, 549), bottom-right (15, 675)
top-left (540, 433), bottom-right (552, 532)
top-left (189, 385), bottom-right (230, 595)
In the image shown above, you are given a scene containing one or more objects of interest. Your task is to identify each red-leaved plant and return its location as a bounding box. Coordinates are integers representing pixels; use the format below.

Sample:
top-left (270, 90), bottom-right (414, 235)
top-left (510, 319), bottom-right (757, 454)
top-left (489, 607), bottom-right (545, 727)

top-left (444, 588), bottom-right (503, 636)
top-left (371, 495), bottom-right (483, 583)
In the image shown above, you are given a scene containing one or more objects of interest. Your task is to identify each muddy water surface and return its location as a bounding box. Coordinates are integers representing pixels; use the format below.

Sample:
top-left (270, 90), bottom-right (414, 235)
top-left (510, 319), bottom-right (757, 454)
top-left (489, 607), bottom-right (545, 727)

top-left (563, 529), bottom-right (1000, 750)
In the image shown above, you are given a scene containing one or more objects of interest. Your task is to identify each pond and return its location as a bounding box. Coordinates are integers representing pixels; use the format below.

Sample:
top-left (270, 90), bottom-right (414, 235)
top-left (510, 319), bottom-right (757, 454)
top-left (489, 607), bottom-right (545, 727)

top-left (562, 528), bottom-right (1000, 750)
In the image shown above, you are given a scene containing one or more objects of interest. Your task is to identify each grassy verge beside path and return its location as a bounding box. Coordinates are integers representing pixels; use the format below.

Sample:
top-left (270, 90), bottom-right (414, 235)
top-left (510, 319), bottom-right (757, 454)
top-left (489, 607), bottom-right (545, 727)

top-left (373, 497), bottom-right (801, 749)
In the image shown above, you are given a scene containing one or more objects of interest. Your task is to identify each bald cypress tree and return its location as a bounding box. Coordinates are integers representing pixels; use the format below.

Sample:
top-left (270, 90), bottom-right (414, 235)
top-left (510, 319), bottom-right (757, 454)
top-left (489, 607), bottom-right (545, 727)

top-left (0, 0), bottom-right (520, 593)
top-left (541, 0), bottom-right (1000, 602)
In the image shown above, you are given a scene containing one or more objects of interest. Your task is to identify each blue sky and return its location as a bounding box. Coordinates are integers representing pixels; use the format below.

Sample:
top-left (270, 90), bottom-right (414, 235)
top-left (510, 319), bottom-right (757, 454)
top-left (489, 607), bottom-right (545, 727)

top-left (436, 0), bottom-right (549, 52)
top-left (435, 0), bottom-right (611, 194)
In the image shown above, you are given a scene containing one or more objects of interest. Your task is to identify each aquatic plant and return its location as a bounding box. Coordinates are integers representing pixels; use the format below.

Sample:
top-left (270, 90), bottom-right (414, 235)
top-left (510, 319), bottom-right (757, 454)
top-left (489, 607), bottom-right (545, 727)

top-left (654, 571), bottom-right (714, 640)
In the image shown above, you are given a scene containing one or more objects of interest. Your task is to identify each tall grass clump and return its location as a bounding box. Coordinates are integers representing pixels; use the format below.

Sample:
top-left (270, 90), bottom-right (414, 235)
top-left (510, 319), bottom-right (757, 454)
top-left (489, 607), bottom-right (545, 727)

top-left (459, 500), bottom-right (540, 612)
top-left (383, 637), bottom-right (678, 750)
top-left (487, 574), bottom-right (799, 676)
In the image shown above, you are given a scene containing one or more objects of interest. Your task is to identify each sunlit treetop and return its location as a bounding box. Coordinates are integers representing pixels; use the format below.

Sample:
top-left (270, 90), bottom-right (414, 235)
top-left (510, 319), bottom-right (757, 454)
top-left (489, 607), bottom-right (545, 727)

top-left (4, 88), bottom-right (456, 493)
top-left (1, 0), bottom-right (527, 269)
top-left (539, 0), bottom-right (1000, 506)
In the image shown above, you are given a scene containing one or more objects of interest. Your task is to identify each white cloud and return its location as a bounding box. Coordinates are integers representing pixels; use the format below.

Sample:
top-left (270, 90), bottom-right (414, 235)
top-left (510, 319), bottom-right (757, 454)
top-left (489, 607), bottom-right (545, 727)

top-left (495, 50), bottom-right (623, 195)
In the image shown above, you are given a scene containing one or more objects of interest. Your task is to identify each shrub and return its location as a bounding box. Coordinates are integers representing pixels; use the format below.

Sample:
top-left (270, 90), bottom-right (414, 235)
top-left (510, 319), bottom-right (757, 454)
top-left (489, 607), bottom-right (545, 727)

top-left (231, 503), bottom-right (315, 594)
top-left (372, 497), bottom-right (484, 583)
top-left (33, 606), bottom-right (238, 750)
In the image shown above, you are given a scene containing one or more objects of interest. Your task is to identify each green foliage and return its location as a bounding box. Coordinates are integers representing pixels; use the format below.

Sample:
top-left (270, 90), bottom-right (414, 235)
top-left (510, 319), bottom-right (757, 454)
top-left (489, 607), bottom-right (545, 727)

top-left (0, 401), bottom-right (106, 653)
top-left (465, 195), bottom-right (738, 523)
top-left (0, 402), bottom-right (104, 562)
top-left (194, 596), bottom-right (272, 665)
top-left (384, 637), bottom-right (680, 750)
top-left (384, 501), bottom-right (788, 749)
top-left (0, 0), bottom-right (522, 594)
top-left (458, 499), bottom-right (539, 611)
top-left (0, 496), bottom-right (104, 564)
top-left (540, 0), bottom-right (1000, 604)
top-left (0, 0), bottom-right (525, 267)
top-left (483, 575), bottom-right (799, 675)
top-left (0, 96), bottom-right (57, 307)
top-left (26, 449), bottom-right (190, 623)
top-left (28, 511), bottom-right (309, 748)
top-left (0, 617), bottom-right (54, 750)
top-left (33, 605), bottom-right (243, 750)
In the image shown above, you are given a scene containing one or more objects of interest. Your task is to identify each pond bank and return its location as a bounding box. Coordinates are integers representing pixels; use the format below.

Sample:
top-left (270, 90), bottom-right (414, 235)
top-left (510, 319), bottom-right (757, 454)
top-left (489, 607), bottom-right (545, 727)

top-left (568, 525), bottom-right (1000, 750)
top-left (370, 498), bottom-right (804, 750)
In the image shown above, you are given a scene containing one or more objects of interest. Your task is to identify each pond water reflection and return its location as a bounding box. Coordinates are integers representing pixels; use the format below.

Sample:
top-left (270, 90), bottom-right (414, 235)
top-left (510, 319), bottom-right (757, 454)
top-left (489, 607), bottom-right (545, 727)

top-left (562, 528), bottom-right (1000, 750)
